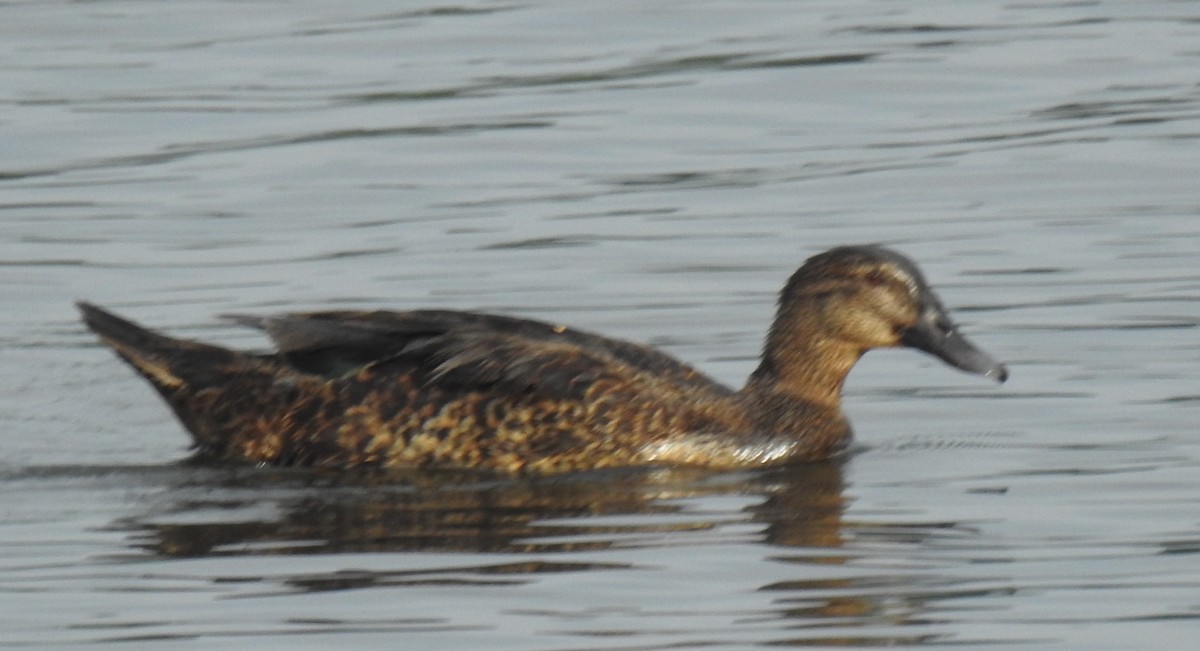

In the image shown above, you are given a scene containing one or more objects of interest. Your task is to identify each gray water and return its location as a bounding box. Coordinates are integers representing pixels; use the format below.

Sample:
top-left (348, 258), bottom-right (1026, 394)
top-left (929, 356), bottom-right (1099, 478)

top-left (3, 1), bottom-right (1199, 648)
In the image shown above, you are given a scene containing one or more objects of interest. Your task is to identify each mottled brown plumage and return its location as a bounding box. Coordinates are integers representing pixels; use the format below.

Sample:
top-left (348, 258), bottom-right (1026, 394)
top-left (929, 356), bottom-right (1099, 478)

top-left (78, 245), bottom-right (1007, 473)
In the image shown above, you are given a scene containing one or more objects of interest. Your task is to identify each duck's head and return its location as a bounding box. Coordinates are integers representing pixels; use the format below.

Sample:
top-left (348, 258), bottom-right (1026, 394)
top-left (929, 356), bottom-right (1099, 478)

top-left (757, 245), bottom-right (1007, 399)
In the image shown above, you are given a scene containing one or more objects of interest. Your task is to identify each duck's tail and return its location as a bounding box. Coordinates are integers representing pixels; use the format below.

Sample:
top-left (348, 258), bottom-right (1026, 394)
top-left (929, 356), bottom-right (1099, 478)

top-left (79, 302), bottom-right (230, 390)
top-left (77, 302), bottom-right (253, 451)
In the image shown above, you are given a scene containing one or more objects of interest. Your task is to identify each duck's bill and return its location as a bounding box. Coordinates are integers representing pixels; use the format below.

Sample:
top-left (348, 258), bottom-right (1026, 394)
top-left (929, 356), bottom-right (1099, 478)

top-left (901, 306), bottom-right (1008, 384)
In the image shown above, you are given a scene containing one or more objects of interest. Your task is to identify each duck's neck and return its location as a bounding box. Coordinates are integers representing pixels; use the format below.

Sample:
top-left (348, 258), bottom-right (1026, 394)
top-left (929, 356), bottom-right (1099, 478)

top-left (744, 326), bottom-right (863, 410)
top-left (677, 323), bottom-right (857, 465)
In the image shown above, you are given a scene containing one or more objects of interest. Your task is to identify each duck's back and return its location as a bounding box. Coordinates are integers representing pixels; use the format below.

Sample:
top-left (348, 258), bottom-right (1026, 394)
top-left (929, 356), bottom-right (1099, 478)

top-left (240, 309), bottom-right (732, 391)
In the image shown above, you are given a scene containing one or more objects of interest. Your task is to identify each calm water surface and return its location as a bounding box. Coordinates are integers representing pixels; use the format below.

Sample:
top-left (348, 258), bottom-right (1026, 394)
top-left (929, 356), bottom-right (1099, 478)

top-left (2, 1), bottom-right (1199, 649)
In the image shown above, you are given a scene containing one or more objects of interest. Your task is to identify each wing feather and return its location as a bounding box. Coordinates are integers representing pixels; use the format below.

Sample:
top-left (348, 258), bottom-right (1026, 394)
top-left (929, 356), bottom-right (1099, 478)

top-left (227, 309), bottom-right (734, 399)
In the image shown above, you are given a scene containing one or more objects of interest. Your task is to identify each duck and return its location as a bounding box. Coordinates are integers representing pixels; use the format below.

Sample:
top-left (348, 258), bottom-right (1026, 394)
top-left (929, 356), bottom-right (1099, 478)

top-left (78, 245), bottom-right (1007, 473)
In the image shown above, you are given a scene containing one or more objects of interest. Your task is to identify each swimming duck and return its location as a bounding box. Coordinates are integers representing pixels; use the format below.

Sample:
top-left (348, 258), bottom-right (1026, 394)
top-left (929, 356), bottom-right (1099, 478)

top-left (78, 245), bottom-right (1006, 473)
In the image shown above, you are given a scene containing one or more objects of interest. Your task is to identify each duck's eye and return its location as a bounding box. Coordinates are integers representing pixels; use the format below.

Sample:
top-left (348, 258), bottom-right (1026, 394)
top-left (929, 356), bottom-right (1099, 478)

top-left (864, 269), bottom-right (888, 287)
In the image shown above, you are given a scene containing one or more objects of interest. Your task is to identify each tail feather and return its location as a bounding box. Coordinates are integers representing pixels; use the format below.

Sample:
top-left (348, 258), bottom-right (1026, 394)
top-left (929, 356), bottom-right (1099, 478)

top-left (77, 301), bottom-right (236, 393)
top-left (79, 301), bottom-right (273, 455)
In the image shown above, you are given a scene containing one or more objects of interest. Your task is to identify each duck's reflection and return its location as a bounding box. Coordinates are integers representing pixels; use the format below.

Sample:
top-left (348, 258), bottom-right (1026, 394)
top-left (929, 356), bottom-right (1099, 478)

top-left (123, 460), bottom-right (848, 558)
top-left (112, 460), bottom-right (996, 646)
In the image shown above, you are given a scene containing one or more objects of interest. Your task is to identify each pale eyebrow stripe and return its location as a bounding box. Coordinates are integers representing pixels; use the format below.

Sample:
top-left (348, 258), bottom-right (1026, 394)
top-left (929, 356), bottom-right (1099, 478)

top-left (882, 263), bottom-right (920, 300)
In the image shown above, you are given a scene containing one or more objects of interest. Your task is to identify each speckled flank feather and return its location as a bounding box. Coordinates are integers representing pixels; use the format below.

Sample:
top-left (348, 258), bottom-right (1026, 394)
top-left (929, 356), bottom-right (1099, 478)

top-left (78, 245), bottom-right (1006, 473)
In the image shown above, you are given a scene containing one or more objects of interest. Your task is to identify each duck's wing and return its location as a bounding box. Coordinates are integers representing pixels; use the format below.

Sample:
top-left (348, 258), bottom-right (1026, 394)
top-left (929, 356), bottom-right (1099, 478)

top-left (224, 310), bottom-right (435, 377)
top-left (227, 309), bottom-right (734, 397)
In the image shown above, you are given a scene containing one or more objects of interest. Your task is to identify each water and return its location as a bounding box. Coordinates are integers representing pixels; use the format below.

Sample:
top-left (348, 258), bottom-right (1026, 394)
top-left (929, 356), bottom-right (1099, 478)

top-left (2, 0), bottom-right (1199, 648)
